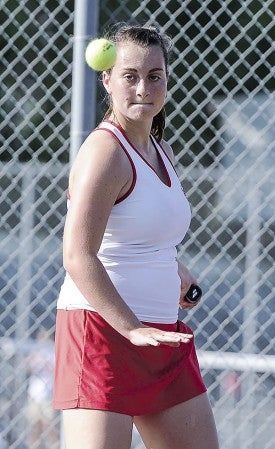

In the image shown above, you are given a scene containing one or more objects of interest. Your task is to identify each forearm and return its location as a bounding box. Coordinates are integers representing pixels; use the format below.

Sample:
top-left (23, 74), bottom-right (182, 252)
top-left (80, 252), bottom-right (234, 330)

top-left (64, 254), bottom-right (193, 347)
top-left (64, 253), bottom-right (143, 339)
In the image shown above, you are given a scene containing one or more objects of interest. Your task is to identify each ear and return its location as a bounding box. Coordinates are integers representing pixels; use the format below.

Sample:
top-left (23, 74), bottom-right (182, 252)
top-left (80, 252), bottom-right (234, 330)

top-left (102, 71), bottom-right (111, 93)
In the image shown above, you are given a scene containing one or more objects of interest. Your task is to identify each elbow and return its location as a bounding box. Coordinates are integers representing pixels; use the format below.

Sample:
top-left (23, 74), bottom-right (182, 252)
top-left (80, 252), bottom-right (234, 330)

top-left (63, 251), bottom-right (77, 276)
top-left (63, 244), bottom-right (83, 277)
top-left (63, 246), bottom-right (98, 277)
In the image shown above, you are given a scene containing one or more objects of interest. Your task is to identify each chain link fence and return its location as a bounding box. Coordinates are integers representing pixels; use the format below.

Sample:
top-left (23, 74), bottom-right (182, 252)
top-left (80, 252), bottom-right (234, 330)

top-left (1, 1), bottom-right (274, 448)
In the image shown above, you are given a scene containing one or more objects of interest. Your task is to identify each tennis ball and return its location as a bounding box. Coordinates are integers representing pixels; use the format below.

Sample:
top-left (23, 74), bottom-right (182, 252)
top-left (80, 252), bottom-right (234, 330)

top-left (85, 38), bottom-right (116, 71)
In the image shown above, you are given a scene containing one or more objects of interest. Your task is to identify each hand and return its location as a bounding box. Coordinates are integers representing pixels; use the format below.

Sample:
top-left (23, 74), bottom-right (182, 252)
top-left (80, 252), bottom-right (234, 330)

top-left (177, 261), bottom-right (199, 309)
top-left (128, 325), bottom-right (193, 347)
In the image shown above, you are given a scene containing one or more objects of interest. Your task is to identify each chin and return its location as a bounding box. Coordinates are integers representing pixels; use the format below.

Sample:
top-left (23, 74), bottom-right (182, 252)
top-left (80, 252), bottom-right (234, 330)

top-left (130, 108), bottom-right (158, 121)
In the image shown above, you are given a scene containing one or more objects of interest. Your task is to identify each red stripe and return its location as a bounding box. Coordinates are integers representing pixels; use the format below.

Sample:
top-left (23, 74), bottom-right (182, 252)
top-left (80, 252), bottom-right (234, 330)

top-left (93, 126), bottom-right (137, 204)
top-left (103, 120), bottom-right (172, 187)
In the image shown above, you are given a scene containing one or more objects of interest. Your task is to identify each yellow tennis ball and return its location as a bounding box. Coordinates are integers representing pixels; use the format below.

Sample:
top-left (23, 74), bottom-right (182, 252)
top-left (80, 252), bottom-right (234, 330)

top-left (85, 38), bottom-right (116, 71)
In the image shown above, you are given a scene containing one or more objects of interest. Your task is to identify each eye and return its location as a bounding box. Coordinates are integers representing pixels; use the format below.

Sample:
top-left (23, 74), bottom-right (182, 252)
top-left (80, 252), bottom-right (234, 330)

top-left (124, 74), bottom-right (136, 81)
top-left (149, 74), bottom-right (161, 81)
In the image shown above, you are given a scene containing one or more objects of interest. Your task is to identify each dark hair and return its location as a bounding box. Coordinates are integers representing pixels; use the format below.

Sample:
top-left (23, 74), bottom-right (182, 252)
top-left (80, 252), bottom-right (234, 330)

top-left (103, 24), bottom-right (172, 142)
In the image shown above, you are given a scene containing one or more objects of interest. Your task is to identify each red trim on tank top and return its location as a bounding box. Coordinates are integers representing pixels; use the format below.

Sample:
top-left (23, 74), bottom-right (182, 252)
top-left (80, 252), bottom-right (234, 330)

top-left (93, 126), bottom-right (137, 204)
top-left (157, 140), bottom-right (178, 176)
top-left (103, 120), bottom-right (172, 188)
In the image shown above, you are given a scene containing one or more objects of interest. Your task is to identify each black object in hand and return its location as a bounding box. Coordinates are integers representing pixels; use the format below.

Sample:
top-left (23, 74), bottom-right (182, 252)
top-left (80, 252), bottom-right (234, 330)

top-left (185, 284), bottom-right (202, 304)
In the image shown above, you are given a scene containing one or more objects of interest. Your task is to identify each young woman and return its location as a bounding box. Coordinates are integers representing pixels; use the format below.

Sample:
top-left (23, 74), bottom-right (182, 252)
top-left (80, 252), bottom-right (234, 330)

top-left (53, 24), bottom-right (219, 449)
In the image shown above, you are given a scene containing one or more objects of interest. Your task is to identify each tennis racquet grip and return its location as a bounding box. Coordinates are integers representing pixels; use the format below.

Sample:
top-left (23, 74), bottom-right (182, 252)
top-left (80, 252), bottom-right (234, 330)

top-left (184, 284), bottom-right (202, 304)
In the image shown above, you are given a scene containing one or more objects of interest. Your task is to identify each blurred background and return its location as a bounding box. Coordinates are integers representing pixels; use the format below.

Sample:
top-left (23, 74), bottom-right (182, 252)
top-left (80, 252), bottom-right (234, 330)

top-left (0, 1), bottom-right (274, 448)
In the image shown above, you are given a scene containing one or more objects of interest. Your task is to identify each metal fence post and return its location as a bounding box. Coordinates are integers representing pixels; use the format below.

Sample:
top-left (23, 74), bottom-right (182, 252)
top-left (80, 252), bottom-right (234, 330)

top-left (70, 0), bottom-right (99, 163)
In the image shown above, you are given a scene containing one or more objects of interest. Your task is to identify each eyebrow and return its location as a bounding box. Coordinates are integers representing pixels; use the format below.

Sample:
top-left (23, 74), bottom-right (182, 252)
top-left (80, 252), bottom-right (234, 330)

top-left (122, 68), bottom-right (164, 73)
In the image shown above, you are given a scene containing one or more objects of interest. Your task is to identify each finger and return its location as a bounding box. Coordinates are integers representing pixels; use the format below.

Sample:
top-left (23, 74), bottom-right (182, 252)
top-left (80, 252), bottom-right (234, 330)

top-left (158, 341), bottom-right (181, 347)
top-left (178, 334), bottom-right (193, 343)
top-left (179, 333), bottom-right (193, 338)
top-left (179, 302), bottom-right (195, 309)
top-left (181, 336), bottom-right (193, 343)
top-left (179, 298), bottom-right (198, 309)
top-left (155, 332), bottom-right (180, 341)
top-left (155, 333), bottom-right (193, 343)
top-left (153, 337), bottom-right (191, 347)
top-left (147, 337), bottom-right (160, 347)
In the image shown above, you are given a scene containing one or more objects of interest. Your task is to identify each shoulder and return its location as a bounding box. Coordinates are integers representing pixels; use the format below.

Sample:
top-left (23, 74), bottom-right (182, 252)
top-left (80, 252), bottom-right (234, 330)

top-left (74, 128), bottom-right (126, 167)
top-left (71, 129), bottom-right (132, 180)
top-left (159, 139), bottom-right (176, 166)
top-left (69, 128), bottom-right (132, 191)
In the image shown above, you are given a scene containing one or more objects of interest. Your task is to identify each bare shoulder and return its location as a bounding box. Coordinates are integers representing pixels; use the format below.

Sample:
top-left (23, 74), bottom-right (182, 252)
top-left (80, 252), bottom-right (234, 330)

top-left (72, 129), bottom-right (128, 174)
top-left (69, 128), bottom-right (132, 192)
top-left (160, 139), bottom-right (176, 166)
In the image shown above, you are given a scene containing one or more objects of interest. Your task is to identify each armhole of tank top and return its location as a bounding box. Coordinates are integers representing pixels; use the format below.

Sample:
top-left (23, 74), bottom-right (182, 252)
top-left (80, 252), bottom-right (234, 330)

top-left (93, 127), bottom-right (137, 204)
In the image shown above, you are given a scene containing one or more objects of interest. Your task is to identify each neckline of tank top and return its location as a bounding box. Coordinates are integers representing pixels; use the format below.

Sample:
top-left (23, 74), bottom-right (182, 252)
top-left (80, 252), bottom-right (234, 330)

top-left (101, 120), bottom-right (173, 188)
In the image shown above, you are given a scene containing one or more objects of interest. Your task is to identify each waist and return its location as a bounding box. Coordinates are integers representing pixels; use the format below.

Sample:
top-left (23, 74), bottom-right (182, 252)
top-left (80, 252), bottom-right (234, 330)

top-left (57, 257), bottom-right (181, 323)
top-left (98, 245), bottom-right (177, 264)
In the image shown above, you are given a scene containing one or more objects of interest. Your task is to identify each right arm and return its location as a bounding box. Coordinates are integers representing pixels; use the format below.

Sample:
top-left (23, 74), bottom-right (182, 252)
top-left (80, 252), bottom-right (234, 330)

top-left (63, 131), bottom-right (192, 347)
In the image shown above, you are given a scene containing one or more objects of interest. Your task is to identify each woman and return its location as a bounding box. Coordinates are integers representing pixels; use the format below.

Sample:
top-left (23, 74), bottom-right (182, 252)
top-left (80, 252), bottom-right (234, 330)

top-left (53, 24), bottom-right (219, 449)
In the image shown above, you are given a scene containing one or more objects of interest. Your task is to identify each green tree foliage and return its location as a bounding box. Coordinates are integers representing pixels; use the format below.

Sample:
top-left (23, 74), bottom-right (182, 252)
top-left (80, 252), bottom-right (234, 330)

top-left (99, 0), bottom-right (274, 164)
top-left (1, 0), bottom-right (274, 162)
top-left (1, 0), bottom-right (74, 162)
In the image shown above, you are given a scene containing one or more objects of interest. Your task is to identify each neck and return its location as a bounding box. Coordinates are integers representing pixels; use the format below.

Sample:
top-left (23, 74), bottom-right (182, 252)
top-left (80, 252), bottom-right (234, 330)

top-left (108, 114), bottom-right (152, 153)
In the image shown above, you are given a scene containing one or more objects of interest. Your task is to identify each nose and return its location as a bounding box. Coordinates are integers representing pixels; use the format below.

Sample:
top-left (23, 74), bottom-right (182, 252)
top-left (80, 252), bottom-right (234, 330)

top-left (136, 79), bottom-right (149, 98)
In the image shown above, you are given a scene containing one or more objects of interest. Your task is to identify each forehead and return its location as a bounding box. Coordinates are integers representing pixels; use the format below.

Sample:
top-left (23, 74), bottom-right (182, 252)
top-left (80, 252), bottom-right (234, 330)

top-left (114, 42), bottom-right (166, 71)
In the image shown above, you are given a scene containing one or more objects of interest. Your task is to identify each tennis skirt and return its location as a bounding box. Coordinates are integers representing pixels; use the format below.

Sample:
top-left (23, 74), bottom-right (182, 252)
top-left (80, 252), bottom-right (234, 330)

top-left (52, 310), bottom-right (206, 416)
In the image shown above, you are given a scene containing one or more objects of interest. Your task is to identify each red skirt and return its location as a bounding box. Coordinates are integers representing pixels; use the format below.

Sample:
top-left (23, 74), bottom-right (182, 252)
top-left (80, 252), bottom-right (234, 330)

top-left (52, 310), bottom-right (206, 416)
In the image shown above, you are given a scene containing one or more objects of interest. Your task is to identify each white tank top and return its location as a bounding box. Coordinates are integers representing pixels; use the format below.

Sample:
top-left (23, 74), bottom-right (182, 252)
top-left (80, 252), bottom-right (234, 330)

top-left (57, 120), bottom-right (191, 323)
